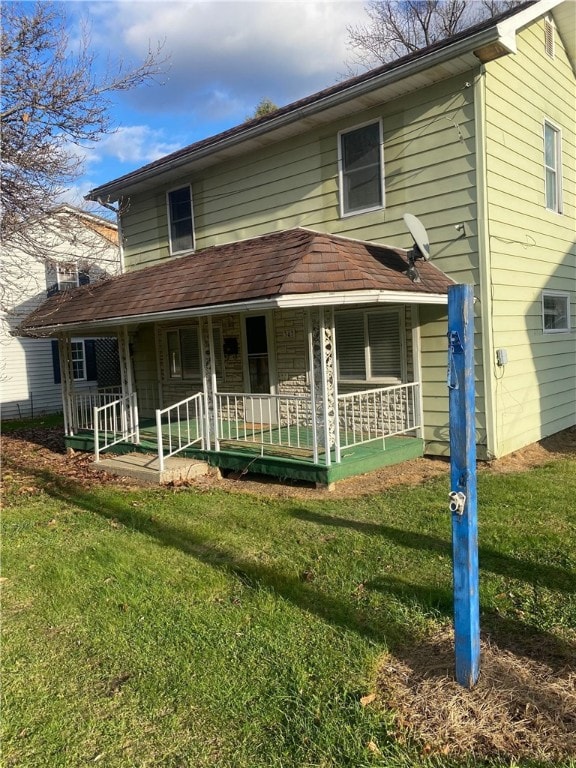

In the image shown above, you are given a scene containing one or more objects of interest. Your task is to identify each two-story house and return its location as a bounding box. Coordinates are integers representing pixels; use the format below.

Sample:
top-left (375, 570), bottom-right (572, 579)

top-left (2, 205), bottom-right (121, 420)
top-left (22, 0), bottom-right (575, 486)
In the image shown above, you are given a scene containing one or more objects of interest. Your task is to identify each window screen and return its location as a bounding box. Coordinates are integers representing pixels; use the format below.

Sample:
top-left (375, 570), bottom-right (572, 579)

top-left (340, 122), bottom-right (383, 215)
top-left (336, 312), bottom-right (366, 379)
top-left (336, 309), bottom-right (403, 381)
top-left (544, 122), bottom-right (562, 213)
top-left (168, 186), bottom-right (194, 253)
top-left (542, 293), bottom-right (570, 332)
top-left (368, 312), bottom-right (401, 379)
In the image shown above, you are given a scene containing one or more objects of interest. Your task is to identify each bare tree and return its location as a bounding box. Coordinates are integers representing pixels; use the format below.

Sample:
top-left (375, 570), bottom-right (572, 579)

top-left (346, 0), bottom-right (524, 71)
top-left (0, 1), bottom-right (166, 313)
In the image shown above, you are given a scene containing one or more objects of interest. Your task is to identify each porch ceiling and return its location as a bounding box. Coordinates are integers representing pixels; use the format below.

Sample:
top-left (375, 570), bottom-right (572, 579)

top-left (21, 228), bottom-right (455, 336)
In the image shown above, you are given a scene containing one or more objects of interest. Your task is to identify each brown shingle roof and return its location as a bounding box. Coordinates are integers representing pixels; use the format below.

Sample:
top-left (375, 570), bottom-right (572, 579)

top-left (21, 228), bottom-right (454, 333)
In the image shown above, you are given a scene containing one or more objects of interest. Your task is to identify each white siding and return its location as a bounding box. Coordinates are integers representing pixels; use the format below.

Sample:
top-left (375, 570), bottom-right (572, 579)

top-left (1, 210), bottom-right (120, 419)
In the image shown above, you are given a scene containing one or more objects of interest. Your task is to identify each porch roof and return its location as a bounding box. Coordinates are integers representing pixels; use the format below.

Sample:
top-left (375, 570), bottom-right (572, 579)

top-left (21, 228), bottom-right (455, 335)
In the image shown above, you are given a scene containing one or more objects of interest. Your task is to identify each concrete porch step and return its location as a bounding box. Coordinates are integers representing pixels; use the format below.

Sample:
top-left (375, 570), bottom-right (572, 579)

top-left (92, 452), bottom-right (209, 485)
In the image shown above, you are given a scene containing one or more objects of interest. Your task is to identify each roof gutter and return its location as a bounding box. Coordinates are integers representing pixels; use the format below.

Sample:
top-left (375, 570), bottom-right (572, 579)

top-left (86, 19), bottom-right (523, 201)
top-left (24, 289), bottom-right (449, 336)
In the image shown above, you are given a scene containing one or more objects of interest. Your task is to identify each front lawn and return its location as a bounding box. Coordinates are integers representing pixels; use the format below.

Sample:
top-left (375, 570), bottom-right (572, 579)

top-left (2, 436), bottom-right (575, 767)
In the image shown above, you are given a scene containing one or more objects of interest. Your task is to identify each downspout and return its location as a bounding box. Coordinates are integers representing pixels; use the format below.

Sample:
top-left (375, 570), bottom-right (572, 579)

top-left (474, 68), bottom-right (498, 460)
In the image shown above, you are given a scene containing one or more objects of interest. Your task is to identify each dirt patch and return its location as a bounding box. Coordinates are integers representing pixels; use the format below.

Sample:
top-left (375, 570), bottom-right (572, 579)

top-left (376, 626), bottom-right (576, 764)
top-left (1, 425), bottom-right (575, 500)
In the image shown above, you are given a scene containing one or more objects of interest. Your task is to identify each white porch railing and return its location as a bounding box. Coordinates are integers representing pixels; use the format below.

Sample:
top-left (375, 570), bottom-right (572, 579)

top-left (156, 392), bottom-right (204, 471)
top-left (87, 383), bottom-right (420, 469)
top-left (337, 382), bottom-right (420, 451)
top-left (94, 393), bottom-right (139, 462)
top-left (215, 392), bottom-right (316, 457)
top-left (73, 387), bottom-right (123, 432)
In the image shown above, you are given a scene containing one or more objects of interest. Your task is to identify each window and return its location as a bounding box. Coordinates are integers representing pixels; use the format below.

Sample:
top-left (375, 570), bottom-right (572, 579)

top-left (165, 326), bottom-right (222, 380)
top-left (335, 309), bottom-right (404, 382)
top-left (338, 121), bottom-right (384, 216)
top-left (71, 341), bottom-right (86, 380)
top-left (46, 262), bottom-right (89, 296)
top-left (167, 327), bottom-right (200, 379)
top-left (167, 185), bottom-right (194, 254)
top-left (544, 121), bottom-right (562, 213)
top-left (542, 292), bottom-right (570, 333)
top-left (51, 339), bottom-right (97, 384)
top-left (57, 264), bottom-right (79, 291)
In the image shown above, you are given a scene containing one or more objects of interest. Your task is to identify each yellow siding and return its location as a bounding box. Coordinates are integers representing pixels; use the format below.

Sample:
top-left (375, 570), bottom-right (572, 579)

top-left (121, 75), bottom-right (479, 278)
top-left (119, 75), bottom-right (485, 453)
top-left (484, 17), bottom-right (576, 456)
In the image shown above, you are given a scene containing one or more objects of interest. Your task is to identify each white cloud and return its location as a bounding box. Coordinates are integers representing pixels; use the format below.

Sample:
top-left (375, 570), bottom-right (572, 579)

top-left (88, 125), bottom-right (181, 165)
top-left (59, 125), bottom-right (181, 199)
top-left (86, 1), bottom-right (367, 121)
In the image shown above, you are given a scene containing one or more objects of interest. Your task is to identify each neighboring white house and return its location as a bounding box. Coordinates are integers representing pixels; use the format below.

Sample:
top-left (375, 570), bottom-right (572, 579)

top-left (1, 205), bottom-right (121, 419)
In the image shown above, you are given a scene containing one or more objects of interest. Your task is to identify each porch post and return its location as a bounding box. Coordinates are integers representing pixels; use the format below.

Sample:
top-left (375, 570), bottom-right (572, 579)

top-left (199, 317), bottom-right (216, 450)
top-left (411, 305), bottom-right (425, 438)
top-left (58, 333), bottom-right (75, 436)
top-left (117, 325), bottom-right (138, 442)
top-left (308, 307), bottom-right (338, 465)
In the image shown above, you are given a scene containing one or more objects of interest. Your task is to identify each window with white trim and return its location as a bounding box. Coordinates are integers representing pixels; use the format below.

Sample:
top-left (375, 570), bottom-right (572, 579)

top-left (166, 326), bottom-right (222, 380)
top-left (167, 185), bottom-right (194, 254)
top-left (338, 120), bottom-right (384, 216)
top-left (46, 262), bottom-right (89, 296)
top-left (71, 340), bottom-right (86, 380)
top-left (542, 292), bottom-right (570, 333)
top-left (544, 121), bottom-right (562, 213)
top-left (335, 308), bottom-right (404, 383)
top-left (57, 264), bottom-right (79, 291)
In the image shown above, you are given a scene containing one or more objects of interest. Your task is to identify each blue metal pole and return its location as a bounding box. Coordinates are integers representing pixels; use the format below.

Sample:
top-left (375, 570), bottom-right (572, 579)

top-left (447, 283), bottom-right (480, 688)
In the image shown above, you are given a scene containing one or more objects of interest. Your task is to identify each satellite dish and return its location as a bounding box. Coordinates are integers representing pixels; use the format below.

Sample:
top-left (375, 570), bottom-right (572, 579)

top-left (402, 213), bottom-right (431, 283)
top-left (403, 213), bottom-right (431, 261)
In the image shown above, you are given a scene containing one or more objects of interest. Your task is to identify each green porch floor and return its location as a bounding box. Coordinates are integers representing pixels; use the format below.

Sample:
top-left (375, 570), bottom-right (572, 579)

top-left (66, 423), bottom-right (424, 485)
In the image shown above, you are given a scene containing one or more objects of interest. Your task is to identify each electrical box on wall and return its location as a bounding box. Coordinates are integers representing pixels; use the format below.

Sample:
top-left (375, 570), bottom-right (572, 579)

top-left (496, 348), bottom-right (508, 366)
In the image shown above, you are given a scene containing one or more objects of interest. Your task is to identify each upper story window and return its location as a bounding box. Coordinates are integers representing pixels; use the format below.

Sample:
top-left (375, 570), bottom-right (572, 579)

top-left (46, 262), bottom-right (89, 296)
top-left (338, 120), bottom-right (384, 217)
top-left (544, 121), bottom-right (562, 214)
top-left (542, 291), bottom-right (570, 333)
top-left (56, 264), bottom-right (79, 291)
top-left (167, 185), bottom-right (194, 254)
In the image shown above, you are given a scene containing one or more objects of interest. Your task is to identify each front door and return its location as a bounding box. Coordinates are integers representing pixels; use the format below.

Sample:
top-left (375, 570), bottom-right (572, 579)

top-left (244, 314), bottom-right (276, 424)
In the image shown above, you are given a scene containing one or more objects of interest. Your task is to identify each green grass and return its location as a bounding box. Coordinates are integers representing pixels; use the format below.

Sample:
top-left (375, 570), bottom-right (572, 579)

top-left (1, 413), bottom-right (64, 433)
top-left (2, 453), bottom-right (575, 767)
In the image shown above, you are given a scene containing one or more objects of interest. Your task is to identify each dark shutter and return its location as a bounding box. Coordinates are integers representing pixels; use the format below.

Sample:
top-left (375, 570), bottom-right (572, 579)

top-left (51, 340), bottom-right (61, 384)
top-left (78, 269), bottom-right (90, 286)
top-left (85, 340), bottom-right (97, 380)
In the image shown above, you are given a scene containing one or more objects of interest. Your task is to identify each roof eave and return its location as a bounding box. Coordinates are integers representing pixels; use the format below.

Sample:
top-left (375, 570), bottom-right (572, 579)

top-left (86, 18), bottom-right (527, 202)
top-left (23, 289), bottom-right (450, 337)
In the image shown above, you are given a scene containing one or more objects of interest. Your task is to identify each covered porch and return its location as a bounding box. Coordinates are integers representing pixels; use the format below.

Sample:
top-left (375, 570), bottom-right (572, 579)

top-left (21, 228), bottom-right (453, 486)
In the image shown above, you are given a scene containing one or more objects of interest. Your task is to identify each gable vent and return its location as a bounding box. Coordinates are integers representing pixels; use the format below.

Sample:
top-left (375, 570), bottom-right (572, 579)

top-left (544, 17), bottom-right (555, 58)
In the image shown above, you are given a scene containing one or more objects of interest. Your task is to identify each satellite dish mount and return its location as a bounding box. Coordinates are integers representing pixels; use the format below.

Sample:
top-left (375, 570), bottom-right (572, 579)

top-left (403, 213), bottom-right (431, 283)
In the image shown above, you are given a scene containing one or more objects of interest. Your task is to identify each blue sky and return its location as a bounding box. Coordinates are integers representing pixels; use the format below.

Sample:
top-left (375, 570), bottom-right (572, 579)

top-left (58, 0), bottom-right (369, 212)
